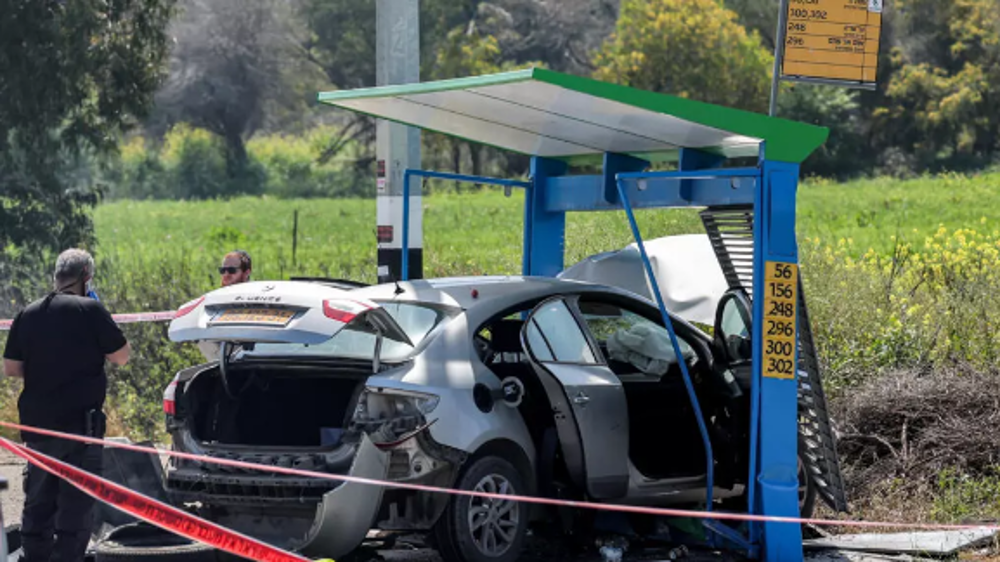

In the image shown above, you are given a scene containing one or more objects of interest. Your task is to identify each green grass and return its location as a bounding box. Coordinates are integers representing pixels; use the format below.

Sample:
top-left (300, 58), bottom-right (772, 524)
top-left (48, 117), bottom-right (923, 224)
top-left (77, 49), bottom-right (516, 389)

top-left (797, 172), bottom-right (1000, 254)
top-left (94, 171), bottom-right (1000, 299)
top-left (93, 190), bottom-right (704, 297)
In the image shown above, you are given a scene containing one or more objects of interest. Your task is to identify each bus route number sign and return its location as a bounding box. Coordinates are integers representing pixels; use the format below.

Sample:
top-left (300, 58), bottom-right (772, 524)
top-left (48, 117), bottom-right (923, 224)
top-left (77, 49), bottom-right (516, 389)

top-left (763, 261), bottom-right (799, 380)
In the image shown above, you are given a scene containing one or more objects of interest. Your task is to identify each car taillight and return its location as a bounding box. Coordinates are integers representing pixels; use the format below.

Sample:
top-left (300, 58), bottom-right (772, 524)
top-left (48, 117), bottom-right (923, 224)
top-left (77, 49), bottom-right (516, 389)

top-left (174, 296), bottom-right (205, 319)
top-left (323, 299), bottom-right (372, 323)
top-left (163, 374), bottom-right (179, 416)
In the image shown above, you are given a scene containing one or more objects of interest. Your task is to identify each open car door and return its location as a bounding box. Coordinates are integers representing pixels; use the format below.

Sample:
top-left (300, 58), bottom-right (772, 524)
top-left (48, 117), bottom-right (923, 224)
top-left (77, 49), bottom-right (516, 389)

top-left (520, 296), bottom-right (630, 500)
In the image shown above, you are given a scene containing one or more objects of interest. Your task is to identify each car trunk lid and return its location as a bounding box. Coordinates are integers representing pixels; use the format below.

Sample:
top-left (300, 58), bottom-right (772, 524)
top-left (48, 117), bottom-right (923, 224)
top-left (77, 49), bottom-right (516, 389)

top-left (168, 281), bottom-right (411, 347)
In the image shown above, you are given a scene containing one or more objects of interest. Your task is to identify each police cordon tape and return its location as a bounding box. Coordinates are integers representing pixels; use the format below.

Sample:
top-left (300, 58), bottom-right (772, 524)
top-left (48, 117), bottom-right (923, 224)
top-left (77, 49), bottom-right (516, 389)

top-left (0, 310), bottom-right (175, 331)
top-left (0, 436), bottom-right (318, 562)
top-left (1, 421), bottom-right (998, 535)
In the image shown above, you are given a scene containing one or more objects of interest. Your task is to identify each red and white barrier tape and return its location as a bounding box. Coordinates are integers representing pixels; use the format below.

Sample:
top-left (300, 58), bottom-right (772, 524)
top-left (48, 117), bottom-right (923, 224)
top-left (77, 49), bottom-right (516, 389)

top-left (1, 421), bottom-right (997, 533)
top-left (0, 311), bottom-right (175, 331)
top-left (0, 436), bottom-right (312, 562)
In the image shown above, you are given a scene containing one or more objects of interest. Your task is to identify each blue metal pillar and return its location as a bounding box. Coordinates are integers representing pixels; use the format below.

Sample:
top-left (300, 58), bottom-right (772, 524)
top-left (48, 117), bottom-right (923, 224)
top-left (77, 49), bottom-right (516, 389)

top-left (402, 169), bottom-right (530, 280)
top-left (678, 148), bottom-right (725, 201)
top-left (523, 157), bottom-right (568, 276)
top-left (753, 157), bottom-right (804, 562)
top-left (678, 148), bottom-right (726, 171)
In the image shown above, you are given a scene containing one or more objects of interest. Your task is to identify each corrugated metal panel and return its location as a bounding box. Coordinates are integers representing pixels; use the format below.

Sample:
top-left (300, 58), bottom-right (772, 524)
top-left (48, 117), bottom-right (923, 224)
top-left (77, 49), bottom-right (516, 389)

top-left (700, 206), bottom-right (849, 514)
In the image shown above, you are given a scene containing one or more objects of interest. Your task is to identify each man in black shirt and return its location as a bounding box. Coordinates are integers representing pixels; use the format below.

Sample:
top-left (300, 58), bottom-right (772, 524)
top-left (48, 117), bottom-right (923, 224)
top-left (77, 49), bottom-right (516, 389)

top-left (3, 248), bottom-right (130, 562)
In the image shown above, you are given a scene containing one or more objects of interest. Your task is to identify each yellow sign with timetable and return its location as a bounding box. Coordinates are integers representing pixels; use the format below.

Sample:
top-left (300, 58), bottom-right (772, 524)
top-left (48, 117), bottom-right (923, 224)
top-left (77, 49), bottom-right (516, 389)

top-left (762, 261), bottom-right (799, 380)
top-left (780, 0), bottom-right (883, 87)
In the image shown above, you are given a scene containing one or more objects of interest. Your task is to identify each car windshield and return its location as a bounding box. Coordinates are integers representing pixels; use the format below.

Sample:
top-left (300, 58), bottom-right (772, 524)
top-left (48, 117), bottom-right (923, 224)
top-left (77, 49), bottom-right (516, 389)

top-left (241, 301), bottom-right (457, 362)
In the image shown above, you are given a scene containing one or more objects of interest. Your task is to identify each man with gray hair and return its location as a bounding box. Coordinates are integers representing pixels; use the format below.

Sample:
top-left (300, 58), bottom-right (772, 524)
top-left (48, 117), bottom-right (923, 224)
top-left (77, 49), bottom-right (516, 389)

top-left (3, 247), bottom-right (130, 562)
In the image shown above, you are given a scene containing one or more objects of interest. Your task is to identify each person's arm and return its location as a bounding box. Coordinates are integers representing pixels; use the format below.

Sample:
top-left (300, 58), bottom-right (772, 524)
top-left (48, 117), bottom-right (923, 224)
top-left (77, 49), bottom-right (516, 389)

top-left (106, 341), bottom-right (131, 366)
top-left (90, 301), bottom-right (130, 366)
top-left (3, 312), bottom-right (25, 378)
top-left (3, 359), bottom-right (24, 379)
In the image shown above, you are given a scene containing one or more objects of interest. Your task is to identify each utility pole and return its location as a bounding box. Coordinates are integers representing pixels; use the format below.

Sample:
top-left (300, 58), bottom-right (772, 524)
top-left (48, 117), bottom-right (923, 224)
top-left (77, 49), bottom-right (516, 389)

top-left (768, 0), bottom-right (791, 117)
top-left (376, 0), bottom-right (422, 282)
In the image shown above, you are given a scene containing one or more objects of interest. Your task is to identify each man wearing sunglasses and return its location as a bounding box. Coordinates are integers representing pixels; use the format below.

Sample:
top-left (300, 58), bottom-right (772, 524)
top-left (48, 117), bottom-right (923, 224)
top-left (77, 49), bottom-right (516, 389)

top-left (198, 250), bottom-right (253, 362)
top-left (218, 250), bottom-right (252, 287)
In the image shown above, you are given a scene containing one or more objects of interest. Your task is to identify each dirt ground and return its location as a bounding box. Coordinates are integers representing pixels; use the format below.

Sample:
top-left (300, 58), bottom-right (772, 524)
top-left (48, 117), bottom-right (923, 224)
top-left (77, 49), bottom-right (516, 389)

top-left (0, 449), bottom-right (23, 527)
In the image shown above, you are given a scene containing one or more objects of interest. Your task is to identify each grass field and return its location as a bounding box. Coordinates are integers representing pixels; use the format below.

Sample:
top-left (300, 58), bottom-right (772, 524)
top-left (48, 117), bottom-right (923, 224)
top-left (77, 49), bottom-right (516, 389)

top-left (93, 171), bottom-right (1000, 295)
top-left (93, 190), bottom-right (705, 292)
top-left (797, 172), bottom-right (1000, 252)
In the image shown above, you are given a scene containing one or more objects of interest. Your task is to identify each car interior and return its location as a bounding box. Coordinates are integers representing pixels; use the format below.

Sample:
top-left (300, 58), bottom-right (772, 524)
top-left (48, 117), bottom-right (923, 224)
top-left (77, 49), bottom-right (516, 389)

top-left (474, 295), bottom-right (720, 485)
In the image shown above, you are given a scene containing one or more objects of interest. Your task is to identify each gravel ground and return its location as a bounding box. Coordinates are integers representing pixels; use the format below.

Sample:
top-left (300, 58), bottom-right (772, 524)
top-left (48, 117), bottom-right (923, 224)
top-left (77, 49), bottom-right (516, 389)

top-left (0, 449), bottom-right (24, 527)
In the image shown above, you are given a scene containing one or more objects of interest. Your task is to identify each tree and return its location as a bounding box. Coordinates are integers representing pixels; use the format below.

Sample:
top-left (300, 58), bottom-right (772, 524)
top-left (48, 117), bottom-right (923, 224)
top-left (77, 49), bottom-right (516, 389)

top-left (592, 0), bottom-right (773, 113)
top-left (425, 16), bottom-right (543, 182)
top-left (472, 0), bottom-right (619, 74)
top-left (297, 0), bottom-right (479, 173)
top-left (148, 0), bottom-right (320, 187)
top-left (0, 0), bottom-right (175, 254)
top-left (873, 0), bottom-right (1000, 173)
top-left (777, 84), bottom-right (867, 180)
top-left (723, 0), bottom-right (779, 50)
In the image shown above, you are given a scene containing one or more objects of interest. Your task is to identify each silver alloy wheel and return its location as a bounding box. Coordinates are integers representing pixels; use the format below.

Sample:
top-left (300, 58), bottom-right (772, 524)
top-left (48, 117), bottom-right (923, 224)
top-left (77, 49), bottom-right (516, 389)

top-left (467, 474), bottom-right (519, 557)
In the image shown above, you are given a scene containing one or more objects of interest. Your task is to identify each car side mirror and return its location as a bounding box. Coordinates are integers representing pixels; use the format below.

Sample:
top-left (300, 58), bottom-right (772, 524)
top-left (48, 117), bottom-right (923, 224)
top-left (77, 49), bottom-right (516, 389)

top-left (713, 289), bottom-right (753, 365)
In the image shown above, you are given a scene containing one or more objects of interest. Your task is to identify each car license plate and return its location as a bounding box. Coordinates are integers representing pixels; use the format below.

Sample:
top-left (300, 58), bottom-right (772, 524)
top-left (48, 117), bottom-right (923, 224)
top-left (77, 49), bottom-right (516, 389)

top-left (212, 308), bottom-right (296, 326)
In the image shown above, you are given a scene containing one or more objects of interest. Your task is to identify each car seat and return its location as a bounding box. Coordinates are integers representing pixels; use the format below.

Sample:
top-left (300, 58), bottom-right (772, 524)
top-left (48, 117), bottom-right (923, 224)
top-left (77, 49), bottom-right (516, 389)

top-left (488, 319), bottom-right (527, 365)
top-left (486, 319), bottom-right (552, 443)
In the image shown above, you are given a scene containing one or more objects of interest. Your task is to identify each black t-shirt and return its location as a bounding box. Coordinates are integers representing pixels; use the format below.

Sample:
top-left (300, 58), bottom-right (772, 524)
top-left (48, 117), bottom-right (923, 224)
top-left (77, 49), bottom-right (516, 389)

top-left (3, 293), bottom-right (127, 438)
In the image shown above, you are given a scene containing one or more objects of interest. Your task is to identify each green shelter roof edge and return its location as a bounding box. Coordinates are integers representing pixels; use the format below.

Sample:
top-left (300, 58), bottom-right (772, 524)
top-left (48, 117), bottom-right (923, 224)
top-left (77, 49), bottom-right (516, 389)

top-left (317, 67), bottom-right (829, 165)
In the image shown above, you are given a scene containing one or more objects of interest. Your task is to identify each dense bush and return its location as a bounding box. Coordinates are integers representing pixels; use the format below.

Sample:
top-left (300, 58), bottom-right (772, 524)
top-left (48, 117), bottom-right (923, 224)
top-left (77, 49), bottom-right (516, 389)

top-left (103, 125), bottom-right (372, 201)
top-left (802, 223), bottom-right (1000, 389)
top-left (0, 247), bottom-right (207, 440)
top-left (832, 367), bottom-right (1000, 524)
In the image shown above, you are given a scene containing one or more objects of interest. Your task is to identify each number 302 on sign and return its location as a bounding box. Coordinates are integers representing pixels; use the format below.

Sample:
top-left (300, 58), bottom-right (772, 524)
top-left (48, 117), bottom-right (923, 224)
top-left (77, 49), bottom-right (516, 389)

top-left (763, 261), bottom-right (799, 380)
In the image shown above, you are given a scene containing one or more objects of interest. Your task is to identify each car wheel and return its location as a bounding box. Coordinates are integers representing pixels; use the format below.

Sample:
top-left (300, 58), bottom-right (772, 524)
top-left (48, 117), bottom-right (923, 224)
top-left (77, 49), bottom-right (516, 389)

top-left (798, 453), bottom-right (817, 519)
top-left (93, 522), bottom-right (217, 562)
top-left (434, 455), bottom-right (529, 562)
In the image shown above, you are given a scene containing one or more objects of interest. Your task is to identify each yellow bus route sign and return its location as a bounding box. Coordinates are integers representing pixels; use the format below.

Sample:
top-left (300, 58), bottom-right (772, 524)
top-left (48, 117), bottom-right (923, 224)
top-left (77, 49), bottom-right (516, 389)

top-left (780, 0), bottom-right (883, 89)
top-left (762, 261), bottom-right (799, 380)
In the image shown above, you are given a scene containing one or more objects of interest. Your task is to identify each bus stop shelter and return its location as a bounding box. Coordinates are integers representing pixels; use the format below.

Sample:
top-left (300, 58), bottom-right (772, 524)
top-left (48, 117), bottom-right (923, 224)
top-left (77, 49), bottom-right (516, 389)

top-left (318, 67), bottom-right (847, 562)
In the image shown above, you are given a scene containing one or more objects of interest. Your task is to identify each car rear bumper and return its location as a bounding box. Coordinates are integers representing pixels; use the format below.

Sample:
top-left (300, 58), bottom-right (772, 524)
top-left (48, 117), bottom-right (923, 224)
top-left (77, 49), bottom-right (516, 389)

top-left (165, 433), bottom-right (391, 559)
top-left (298, 435), bottom-right (389, 558)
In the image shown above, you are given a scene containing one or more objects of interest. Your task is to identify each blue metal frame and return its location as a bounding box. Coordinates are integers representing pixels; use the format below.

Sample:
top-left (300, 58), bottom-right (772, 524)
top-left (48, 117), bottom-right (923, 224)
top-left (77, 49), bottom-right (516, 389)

top-left (752, 155), bottom-right (803, 562)
top-left (400, 169), bottom-right (531, 280)
top-left (398, 148), bottom-right (805, 562)
top-left (616, 175), bottom-right (718, 512)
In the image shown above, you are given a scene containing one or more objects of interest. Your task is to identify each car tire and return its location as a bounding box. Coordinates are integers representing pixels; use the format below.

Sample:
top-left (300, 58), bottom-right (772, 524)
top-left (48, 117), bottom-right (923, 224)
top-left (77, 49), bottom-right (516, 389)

top-left (433, 455), bottom-right (530, 562)
top-left (93, 522), bottom-right (217, 562)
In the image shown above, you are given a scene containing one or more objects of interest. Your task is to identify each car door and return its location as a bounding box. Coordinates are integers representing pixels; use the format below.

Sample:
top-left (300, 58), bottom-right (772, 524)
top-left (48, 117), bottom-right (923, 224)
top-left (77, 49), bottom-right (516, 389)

top-left (520, 296), bottom-right (630, 500)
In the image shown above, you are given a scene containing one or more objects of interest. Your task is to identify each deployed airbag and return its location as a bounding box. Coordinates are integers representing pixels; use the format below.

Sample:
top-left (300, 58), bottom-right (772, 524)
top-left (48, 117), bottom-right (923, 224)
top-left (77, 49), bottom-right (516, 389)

top-left (607, 323), bottom-right (695, 375)
top-left (558, 234), bottom-right (728, 325)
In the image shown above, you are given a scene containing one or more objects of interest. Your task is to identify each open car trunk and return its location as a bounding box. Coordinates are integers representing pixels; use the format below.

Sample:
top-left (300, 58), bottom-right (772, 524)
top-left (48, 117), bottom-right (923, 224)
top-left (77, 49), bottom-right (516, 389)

top-left (181, 362), bottom-right (369, 449)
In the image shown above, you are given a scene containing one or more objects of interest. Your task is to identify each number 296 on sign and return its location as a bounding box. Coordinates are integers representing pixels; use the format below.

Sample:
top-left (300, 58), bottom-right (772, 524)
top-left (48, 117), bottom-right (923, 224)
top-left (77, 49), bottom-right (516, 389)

top-left (763, 262), bottom-right (798, 380)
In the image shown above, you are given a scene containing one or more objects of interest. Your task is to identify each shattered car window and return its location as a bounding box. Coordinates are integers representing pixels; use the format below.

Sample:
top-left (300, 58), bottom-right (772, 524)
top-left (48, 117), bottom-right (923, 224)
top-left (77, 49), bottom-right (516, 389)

top-left (579, 302), bottom-right (694, 375)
